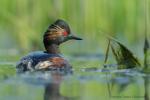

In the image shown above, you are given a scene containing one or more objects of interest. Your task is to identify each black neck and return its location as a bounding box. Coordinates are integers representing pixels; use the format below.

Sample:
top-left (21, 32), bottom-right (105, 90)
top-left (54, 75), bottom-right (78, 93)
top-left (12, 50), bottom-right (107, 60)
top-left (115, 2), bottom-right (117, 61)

top-left (45, 44), bottom-right (60, 54)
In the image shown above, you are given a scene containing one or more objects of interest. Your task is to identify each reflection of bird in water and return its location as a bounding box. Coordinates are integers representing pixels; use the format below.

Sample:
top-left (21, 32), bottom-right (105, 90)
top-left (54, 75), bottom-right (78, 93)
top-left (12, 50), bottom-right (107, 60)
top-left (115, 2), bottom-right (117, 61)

top-left (44, 72), bottom-right (71, 100)
top-left (16, 19), bottom-right (82, 73)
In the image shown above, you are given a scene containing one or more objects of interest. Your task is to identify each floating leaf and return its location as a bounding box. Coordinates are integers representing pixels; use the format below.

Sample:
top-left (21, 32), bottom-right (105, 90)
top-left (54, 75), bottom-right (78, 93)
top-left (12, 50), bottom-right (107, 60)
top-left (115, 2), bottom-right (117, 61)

top-left (110, 38), bottom-right (141, 69)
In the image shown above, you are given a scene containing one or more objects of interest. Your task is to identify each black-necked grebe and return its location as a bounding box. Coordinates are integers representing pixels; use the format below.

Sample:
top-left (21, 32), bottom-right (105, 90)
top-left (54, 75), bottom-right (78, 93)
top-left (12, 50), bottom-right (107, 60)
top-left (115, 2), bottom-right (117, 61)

top-left (16, 19), bottom-right (82, 73)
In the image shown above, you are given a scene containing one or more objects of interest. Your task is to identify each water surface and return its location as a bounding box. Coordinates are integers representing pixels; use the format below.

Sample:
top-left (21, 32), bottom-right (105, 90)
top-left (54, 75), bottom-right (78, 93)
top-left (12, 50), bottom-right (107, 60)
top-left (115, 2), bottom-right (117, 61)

top-left (0, 55), bottom-right (149, 100)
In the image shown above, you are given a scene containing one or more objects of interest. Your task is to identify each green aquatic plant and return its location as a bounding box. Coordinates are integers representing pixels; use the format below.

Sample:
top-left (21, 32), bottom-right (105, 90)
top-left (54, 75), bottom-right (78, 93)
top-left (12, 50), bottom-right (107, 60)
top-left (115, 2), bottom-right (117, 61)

top-left (143, 34), bottom-right (150, 100)
top-left (103, 36), bottom-right (150, 100)
top-left (104, 37), bottom-right (141, 69)
top-left (104, 38), bottom-right (141, 95)
top-left (110, 39), bottom-right (141, 69)
top-left (143, 35), bottom-right (150, 72)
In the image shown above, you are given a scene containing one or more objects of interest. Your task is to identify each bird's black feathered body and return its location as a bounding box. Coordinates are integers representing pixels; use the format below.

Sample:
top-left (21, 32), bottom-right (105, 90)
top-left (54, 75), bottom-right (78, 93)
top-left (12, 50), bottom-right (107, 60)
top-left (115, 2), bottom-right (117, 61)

top-left (16, 51), bottom-right (62, 72)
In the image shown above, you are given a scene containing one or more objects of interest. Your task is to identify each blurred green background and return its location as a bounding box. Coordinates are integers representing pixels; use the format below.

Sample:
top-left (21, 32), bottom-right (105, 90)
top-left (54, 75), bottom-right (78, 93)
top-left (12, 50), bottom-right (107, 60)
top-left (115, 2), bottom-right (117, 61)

top-left (0, 0), bottom-right (149, 55)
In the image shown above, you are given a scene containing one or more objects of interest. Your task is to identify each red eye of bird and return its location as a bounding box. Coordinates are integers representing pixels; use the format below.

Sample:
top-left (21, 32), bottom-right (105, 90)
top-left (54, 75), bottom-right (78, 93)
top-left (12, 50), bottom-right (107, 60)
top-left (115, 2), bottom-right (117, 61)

top-left (63, 31), bottom-right (68, 36)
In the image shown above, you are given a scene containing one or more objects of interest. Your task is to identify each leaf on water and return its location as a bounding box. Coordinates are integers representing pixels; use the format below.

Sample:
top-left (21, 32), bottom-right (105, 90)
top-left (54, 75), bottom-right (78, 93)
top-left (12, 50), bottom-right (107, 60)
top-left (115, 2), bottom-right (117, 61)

top-left (110, 38), bottom-right (141, 69)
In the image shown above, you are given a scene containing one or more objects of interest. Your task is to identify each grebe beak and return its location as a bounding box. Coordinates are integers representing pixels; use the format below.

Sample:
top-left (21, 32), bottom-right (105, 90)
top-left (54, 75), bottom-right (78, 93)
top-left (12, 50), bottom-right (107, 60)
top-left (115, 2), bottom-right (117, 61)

top-left (68, 33), bottom-right (83, 40)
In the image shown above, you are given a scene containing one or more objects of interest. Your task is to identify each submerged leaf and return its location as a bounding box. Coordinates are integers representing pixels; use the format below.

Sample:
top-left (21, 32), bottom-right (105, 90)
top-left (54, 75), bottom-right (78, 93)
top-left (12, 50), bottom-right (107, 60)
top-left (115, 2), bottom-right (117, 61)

top-left (110, 38), bottom-right (141, 69)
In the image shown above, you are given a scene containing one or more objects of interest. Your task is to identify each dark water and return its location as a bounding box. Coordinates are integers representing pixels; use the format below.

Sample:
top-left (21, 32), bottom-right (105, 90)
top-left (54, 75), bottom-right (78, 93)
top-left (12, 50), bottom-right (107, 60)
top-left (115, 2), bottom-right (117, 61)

top-left (0, 55), bottom-right (149, 100)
